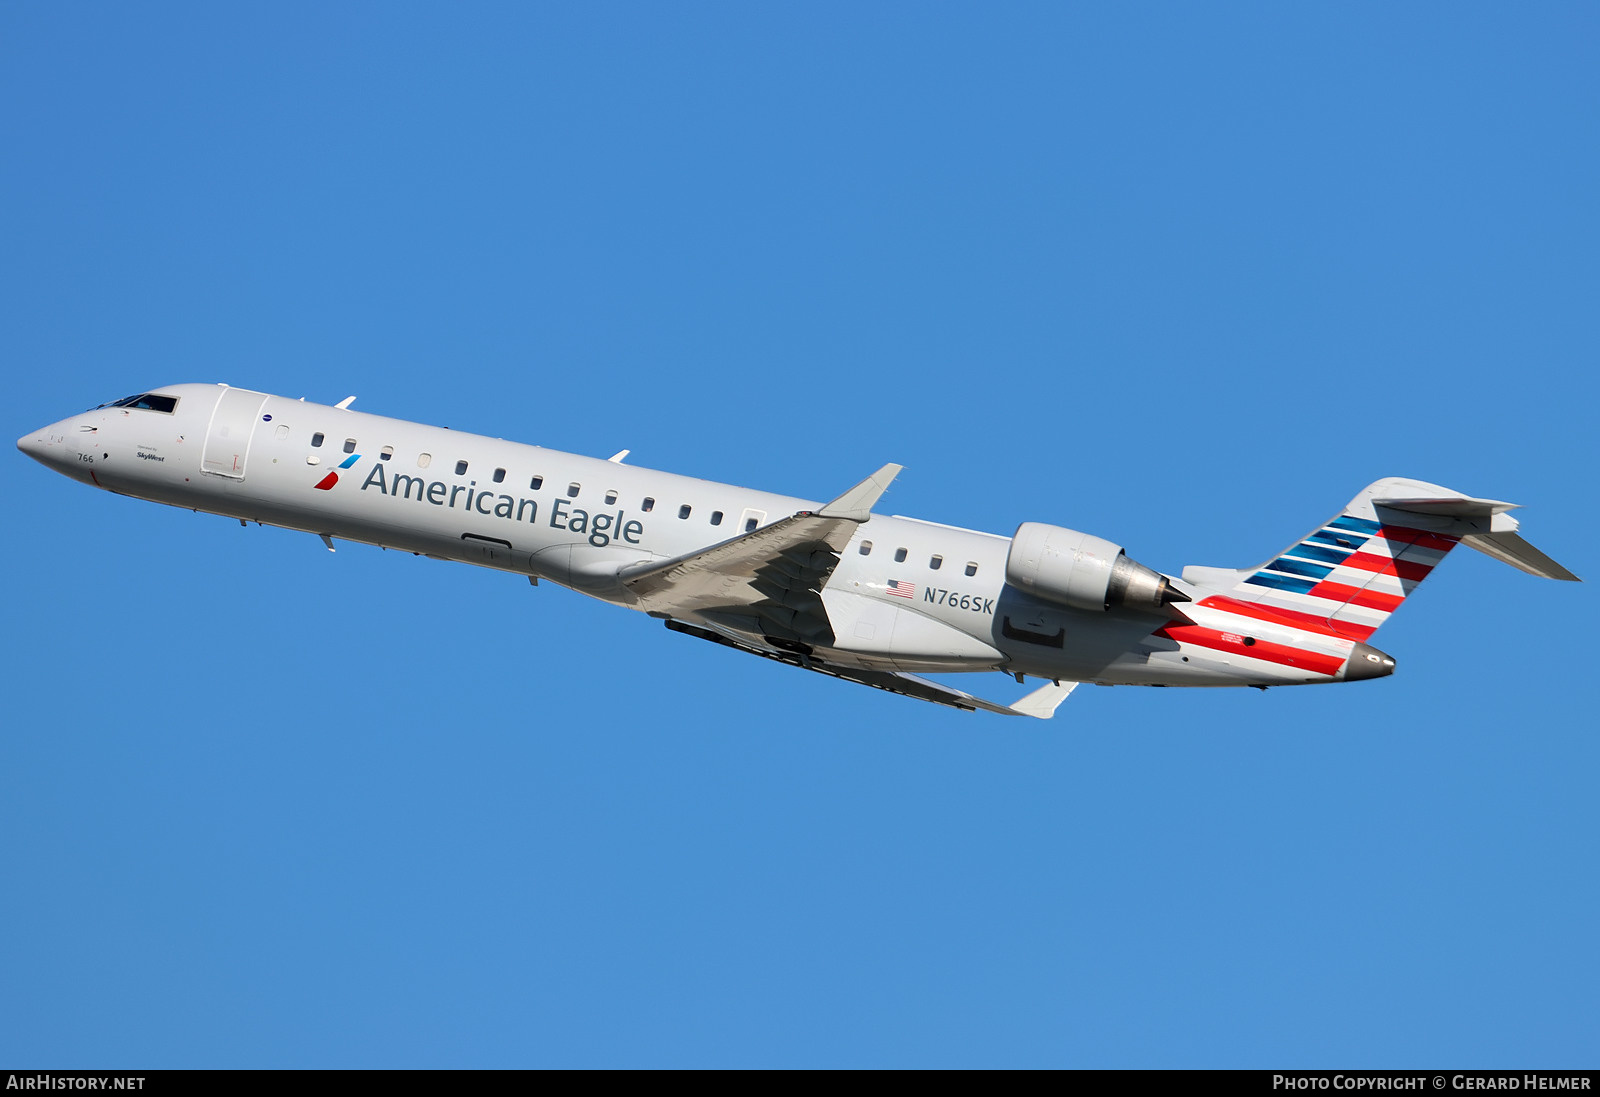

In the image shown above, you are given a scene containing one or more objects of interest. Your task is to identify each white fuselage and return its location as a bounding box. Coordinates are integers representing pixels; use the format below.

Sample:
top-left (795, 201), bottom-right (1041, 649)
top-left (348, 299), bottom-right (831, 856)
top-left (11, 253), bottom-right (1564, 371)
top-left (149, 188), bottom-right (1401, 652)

top-left (20, 383), bottom-right (1378, 690)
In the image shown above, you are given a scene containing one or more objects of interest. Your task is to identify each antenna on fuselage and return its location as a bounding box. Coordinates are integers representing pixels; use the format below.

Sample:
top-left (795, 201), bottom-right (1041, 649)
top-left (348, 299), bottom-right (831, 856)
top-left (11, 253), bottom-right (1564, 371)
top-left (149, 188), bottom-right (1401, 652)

top-left (335, 396), bottom-right (356, 410)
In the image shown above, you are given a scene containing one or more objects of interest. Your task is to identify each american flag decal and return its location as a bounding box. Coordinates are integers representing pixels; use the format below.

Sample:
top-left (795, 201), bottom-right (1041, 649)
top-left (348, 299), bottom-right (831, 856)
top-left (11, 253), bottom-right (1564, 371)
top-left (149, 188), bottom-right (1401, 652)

top-left (886, 579), bottom-right (916, 599)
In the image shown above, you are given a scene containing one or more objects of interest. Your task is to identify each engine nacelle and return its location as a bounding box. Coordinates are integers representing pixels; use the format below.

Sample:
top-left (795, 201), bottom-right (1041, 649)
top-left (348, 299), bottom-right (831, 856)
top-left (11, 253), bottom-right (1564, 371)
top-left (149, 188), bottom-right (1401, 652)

top-left (1006, 522), bottom-right (1186, 613)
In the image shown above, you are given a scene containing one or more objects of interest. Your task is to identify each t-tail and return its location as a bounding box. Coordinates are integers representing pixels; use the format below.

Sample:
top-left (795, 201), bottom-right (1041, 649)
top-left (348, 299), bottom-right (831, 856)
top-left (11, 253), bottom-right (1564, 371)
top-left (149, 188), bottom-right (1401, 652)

top-left (1179, 477), bottom-right (1580, 645)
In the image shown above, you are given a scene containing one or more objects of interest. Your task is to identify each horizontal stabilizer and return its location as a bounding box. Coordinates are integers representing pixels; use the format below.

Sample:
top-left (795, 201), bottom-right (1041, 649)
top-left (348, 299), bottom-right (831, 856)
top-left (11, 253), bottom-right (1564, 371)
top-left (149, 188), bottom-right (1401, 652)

top-left (1010, 680), bottom-right (1079, 719)
top-left (1373, 492), bottom-right (1579, 582)
top-left (1373, 495), bottom-right (1519, 518)
top-left (1461, 532), bottom-right (1581, 582)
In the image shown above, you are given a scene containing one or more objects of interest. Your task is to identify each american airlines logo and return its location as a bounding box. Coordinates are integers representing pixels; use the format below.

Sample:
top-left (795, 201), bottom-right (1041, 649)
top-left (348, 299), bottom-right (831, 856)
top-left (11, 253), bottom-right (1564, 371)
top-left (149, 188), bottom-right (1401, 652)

top-left (312, 453), bottom-right (362, 489)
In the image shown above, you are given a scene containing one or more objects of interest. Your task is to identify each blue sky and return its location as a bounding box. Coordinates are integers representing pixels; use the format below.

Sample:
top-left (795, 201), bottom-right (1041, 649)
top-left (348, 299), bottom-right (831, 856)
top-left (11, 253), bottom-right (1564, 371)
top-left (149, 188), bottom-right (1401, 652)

top-left (4, 2), bottom-right (1596, 1068)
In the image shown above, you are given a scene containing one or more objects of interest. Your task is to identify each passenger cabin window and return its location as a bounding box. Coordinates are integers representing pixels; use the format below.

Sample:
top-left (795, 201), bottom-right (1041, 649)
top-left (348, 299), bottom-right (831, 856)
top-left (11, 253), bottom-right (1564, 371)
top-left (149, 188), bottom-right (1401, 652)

top-left (894, 547), bottom-right (908, 563)
top-left (344, 438), bottom-right (357, 454)
top-left (642, 497), bottom-right (655, 512)
top-left (418, 453), bottom-right (432, 468)
top-left (455, 460), bottom-right (468, 476)
top-left (930, 555), bottom-right (943, 570)
top-left (493, 467), bottom-right (506, 483)
top-left (381, 446), bottom-right (393, 461)
top-left (567, 482), bottom-right (581, 498)
top-left (604, 490), bottom-right (617, 505)
top-left (965, 562), bottom-right (978, 577)
top-left (678, 505), bottom-right (692, 520)
top-left (710, 511), bottom-right (723, 526)
top-left (744, 517), bottom-right (758, 532)
top-left (530, 475), bottom-right (543, 490)
top-left (311, 433), bottom-right (325, 448)
top-left (859, 540), bottom-right (873, 555)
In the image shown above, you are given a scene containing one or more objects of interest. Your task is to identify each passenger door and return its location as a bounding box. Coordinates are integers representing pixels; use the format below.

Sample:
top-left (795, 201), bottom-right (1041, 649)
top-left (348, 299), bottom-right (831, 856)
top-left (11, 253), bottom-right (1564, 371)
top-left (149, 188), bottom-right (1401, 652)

top-left (201, 388), bottom-right (268, 479)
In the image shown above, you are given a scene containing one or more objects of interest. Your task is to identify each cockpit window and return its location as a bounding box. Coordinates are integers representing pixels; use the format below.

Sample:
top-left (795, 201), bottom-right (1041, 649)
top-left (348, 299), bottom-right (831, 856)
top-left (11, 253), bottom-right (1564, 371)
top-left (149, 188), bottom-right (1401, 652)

top-left (94, 393), bottom-right (179, 413)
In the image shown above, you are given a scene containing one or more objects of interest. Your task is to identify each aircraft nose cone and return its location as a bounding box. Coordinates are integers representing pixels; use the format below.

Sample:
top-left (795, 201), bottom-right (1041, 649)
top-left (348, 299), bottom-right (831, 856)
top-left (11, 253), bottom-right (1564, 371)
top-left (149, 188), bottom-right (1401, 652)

top-left (18, 429), bottom-right (48, 462)
top-left (1343, 642), bottom-right (1397, 681)
top-left (18, 420), bottom-right (83, 473)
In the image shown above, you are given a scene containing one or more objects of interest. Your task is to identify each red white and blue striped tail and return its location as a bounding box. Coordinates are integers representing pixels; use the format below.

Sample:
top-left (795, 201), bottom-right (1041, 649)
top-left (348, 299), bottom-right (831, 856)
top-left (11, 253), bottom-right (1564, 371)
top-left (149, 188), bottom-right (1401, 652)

top-left (1184, 477), bottom-right (1578, 643)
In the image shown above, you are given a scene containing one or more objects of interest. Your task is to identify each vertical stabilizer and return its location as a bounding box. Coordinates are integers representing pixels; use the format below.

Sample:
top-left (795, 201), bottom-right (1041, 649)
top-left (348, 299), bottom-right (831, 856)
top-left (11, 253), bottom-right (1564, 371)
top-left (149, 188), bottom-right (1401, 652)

top-left (1182, 478), bottom-right (1578, 642)
top-left (1185, 478), bottom-right (1471, 640)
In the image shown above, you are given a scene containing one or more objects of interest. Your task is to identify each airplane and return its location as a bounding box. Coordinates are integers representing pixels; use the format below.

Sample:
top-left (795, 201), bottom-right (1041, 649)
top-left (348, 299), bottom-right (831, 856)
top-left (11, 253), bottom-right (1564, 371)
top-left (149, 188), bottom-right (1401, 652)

top-left (18, 383), bottom-right (1580, 718)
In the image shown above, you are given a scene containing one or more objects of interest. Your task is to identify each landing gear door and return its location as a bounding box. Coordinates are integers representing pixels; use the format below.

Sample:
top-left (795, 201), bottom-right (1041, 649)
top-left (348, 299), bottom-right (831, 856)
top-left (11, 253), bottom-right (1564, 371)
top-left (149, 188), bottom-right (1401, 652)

top-left (202, 388), bottom-right (268, 479)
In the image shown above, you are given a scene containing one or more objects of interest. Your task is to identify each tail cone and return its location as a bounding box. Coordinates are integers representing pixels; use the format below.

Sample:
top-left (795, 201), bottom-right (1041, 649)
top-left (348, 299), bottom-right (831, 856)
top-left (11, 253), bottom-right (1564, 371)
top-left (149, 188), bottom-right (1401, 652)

top-left (1343, 643), bottom-right (1396, 681)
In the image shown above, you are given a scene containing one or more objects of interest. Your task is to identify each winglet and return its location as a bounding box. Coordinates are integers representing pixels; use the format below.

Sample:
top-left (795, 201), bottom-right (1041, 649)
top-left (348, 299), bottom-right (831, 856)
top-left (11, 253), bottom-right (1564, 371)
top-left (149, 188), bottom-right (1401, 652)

top-left (1009, 680), bottom-right (1079, 719)
top-left (817, 463), bottom-right (903, 522)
